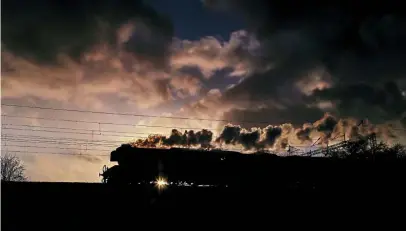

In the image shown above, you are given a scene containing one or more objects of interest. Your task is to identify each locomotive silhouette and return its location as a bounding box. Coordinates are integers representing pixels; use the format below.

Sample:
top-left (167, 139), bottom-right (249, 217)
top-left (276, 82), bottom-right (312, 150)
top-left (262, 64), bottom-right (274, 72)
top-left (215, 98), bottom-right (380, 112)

top-left (99, 144), bottom-right (262, 186)
top-left (99, 140), bottom-right (406, 189)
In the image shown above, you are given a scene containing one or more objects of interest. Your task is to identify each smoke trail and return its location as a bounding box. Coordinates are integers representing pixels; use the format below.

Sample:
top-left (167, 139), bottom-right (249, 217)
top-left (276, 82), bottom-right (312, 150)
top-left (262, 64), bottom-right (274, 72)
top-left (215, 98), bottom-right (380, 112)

top-left (129, 113), bottom-right (401, 151)
top-left (131, 129), bottom-right (213, 148)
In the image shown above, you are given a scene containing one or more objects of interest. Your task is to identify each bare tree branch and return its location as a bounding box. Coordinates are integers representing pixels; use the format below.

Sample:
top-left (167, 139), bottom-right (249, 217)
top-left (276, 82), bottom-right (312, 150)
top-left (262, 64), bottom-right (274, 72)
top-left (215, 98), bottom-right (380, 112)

top-left (1, 153), bottom-right (27, 182)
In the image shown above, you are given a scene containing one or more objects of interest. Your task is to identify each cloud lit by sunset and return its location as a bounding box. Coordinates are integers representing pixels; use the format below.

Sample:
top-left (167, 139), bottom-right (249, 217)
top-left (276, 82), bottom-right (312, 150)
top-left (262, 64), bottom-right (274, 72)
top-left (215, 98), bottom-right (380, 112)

top-left (1, 0), bottom-right (406, 182)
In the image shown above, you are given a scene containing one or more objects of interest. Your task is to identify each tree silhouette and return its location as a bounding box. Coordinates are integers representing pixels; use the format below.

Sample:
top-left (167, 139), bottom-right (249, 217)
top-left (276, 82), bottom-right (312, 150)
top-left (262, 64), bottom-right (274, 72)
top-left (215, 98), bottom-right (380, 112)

top-left (325, 139), bottom-right (406, 160)
top-left (1, 153), bottom-right (27, 182)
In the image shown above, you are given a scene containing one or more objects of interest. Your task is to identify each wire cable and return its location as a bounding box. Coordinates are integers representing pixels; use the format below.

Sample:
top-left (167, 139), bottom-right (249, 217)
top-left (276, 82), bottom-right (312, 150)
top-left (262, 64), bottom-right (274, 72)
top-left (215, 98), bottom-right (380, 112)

top-left (1, 103), bottom-right (287, 125)
top-left (2, 103), bottom-right (404, 157)
top-left (1, 134), bottom-right (143, 143)
top-left (1, 139), bottom-right (121, 148)
top-left (2, 123), bottom-right (162, 135)
top-left (3, 150), bottom-right (110, 157)
top-left (1, 144), bottom-right (112, 152)
top-left (1, 115), bottom-right (217, 130)
top-left (2, 127), bottom-right (147, 138)
top-left (3, 113), bottom-right (405, 131)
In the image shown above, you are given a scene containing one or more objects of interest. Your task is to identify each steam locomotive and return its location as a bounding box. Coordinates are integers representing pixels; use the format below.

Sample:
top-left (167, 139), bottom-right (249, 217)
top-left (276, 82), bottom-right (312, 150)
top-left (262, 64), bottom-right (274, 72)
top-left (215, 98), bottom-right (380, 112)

top-left (99, 143), bottom-right (406, 188)
top-left (99, 144), bottom-right (284, 186)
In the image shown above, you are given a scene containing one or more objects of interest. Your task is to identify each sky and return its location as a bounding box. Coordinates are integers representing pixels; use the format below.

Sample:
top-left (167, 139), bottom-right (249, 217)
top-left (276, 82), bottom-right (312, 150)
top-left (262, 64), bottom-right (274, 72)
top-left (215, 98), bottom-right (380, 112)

top-left (1, 0), bottom-right (406, 182)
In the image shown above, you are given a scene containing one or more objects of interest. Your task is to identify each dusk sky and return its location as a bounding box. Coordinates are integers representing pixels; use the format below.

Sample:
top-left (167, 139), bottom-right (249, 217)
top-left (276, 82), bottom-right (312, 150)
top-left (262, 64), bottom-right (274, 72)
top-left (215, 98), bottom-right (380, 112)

top-left (1, 0), bottom-right (406, 182)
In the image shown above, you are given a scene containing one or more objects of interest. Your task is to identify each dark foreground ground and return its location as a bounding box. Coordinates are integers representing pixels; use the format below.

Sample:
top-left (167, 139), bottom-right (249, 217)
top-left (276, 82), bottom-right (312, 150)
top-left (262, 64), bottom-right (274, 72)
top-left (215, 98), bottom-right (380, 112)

top-left (2, 180), bottom-right (406, 229)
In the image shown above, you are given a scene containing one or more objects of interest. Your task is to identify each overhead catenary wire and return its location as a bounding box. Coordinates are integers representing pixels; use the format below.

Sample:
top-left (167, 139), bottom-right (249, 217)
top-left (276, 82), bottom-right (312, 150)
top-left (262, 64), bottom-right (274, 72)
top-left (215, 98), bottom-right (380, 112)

top-left (1, 134), bottom-right (245, 150)
top-left (2, 141), bottom-right (245, 156)
top-left (1, 135), bottom-right (126, 143)
top-left (1, 103), bottom-right (296, 125)
top-left (2, 111), bottom-right (406, 131)
top-left (1, 133), bottom-right (130, 143)
top-left (1, 144), bottom-right (112, 152)
top-left (2, 127), bottom-right (150, 138)
top-left (1, 124), bottom-right (401, 154)
top-left (0, 104), bottom-right (255, 159)
top-left (1, 134), bottom-right (143, 143)
top-left (1, 133), bottom-right (246, 156)
top-left (2, 103), bottom-right (405, 159)
top-left (1, 138), bottom-right (123, 148)
top-left (1, 114), bottom-right (218, 130)
top-left (2, 150), bottom-right (110, 157)
top-left (4, 144), bottom-right (112, 152)
top-left (1, 134), bottom-right (141, 152)
top-left (1, 121), bottom-right (150, 157)
top-left (1, 123), bottom-right (164, 135)
top-left (1, 131), bottom-right (147, 154)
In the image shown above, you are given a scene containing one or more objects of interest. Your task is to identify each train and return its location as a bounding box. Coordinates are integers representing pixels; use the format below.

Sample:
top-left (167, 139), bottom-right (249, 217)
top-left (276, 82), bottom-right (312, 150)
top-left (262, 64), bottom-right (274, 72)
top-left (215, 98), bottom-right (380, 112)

top-left (99, 143), bottom-right (406, 188)
top-left (99, 144), bottom-right (269, 186)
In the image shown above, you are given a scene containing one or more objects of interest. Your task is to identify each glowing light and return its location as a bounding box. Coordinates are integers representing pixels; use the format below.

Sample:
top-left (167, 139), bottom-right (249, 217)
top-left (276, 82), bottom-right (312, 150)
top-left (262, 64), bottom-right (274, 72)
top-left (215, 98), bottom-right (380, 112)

top-left (155, 176), bottom-right (168, 190)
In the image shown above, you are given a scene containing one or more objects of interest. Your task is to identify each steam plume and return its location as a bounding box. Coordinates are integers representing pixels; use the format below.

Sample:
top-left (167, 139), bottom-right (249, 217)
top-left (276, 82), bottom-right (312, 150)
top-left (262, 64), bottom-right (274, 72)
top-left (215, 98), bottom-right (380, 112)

top-left (128, 113), bottom-right (403, 152)
top-left (131, 129), bottom-right (213, 148)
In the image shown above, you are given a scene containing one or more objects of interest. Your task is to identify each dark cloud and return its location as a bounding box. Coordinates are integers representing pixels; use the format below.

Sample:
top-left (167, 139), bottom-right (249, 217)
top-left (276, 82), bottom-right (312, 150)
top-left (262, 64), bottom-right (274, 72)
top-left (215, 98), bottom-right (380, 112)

top-left (202, 0), bottom-right (406, 126)
top-left (176, 66), bottom-right (206, 81)
top-left (204, 1), bottom-right (406, 51)
top-left (222, 105), bottom-right (325, 128)
top-left (315, 114), bottom-right (338, 133)
top-left (401, 117), bottom-right (406, 128)
top-left (3, 4), bottom-right (262, 110)
top-left (170, 70), bottom-right (203, 98)
top-left (1, 0), bottom-right (173, 68)
top-left (310, 82), bottom-right (406, 123)
top-left (170, 30), bottom-right (260, 79)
